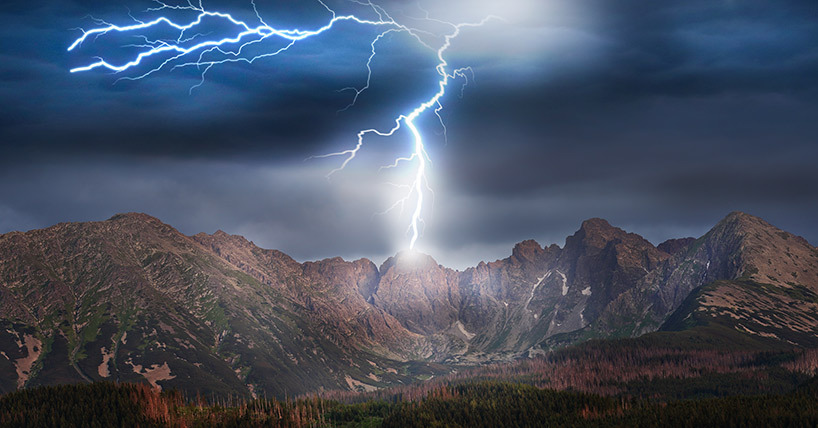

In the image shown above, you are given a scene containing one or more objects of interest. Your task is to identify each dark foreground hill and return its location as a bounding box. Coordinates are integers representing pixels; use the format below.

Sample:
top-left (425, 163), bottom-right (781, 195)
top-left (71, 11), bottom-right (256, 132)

top-left (0, 211), bottom-right (816, 397)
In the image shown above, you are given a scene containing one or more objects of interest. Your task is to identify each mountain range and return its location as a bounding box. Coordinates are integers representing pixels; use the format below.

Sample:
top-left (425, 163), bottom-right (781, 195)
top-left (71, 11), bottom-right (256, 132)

top-left (0, 211), bottom-right (816, 398)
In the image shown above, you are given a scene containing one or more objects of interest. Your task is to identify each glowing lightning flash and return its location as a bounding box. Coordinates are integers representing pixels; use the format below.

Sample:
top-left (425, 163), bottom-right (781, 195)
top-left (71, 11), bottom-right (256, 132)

top-left (68, 0), bottom-right (494, 250)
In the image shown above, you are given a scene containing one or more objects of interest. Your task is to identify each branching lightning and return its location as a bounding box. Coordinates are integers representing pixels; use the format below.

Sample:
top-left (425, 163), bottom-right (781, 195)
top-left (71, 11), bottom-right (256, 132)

top-left (68, 0), bottom-right (494, 250)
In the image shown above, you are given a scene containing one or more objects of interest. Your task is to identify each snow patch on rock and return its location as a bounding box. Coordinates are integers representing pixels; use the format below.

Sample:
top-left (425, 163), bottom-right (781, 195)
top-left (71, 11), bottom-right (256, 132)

top-left (455, 321), bottom-right (475, 340)
top-left (98, 347), bottom-right (114, 378)
top-left (556, 270), bottom-right (568, 296)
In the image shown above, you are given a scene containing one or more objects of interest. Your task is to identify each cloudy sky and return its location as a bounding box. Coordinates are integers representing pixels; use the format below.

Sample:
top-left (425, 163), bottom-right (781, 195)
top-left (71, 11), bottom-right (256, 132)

top-left (1, 0), bottom-right (817, 269)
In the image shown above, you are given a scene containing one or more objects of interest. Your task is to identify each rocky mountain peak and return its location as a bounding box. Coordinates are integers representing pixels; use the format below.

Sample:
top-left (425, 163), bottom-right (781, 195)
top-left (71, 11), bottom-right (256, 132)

top-left (657, 238), bottom-right (696, 256)
top-left (105, 212), bottom-right (177, 235)
top-left (562, 217), bottom-right (665, 264)
top-left (107, 212), bottom-right (161, 223)
top-left (720, 211), bottom-right (812, 247)
top-left (717, 211), bottom-right (770, 234)
top-left (379, 251), bottom-right (441, 274)
top-left (580, 217), bottom-right (614, 229)
top-left (706, 211), bottom-right (818, 289)
top-left (195, 229), bottom-right (251, 248)
top-left (606, 211), bottom-right (818, 337)
top-left (724, 210), bottom-right (759, 222)
top-left (568, 218), bottom-right (631, 250)
top-left (302, 256), bottom-right (380, 301)
top-left (372, 251), bottom-right (459, 336)
top-left (709, 211), bottom-right (813, 247)
top-left (95, 212), bottom-right (197, 254)
top-left (511, 240), bottom-right (544, 263)
top-left (580, 217), bottom-right (617, 232)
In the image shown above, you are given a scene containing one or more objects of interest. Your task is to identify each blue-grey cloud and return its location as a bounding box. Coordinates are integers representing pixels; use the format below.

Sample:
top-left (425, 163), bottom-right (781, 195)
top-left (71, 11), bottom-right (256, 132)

top-left (1, 0), bottom-right (817, 269)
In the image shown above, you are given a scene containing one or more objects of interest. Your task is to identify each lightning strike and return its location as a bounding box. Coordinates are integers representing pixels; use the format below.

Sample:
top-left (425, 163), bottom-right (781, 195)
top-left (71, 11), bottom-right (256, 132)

top-left (68, 0), bottom-right (494, 250)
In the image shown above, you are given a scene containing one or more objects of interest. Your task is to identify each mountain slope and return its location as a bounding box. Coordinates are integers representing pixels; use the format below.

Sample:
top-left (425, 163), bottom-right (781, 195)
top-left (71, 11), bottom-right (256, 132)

top-left (588, 212), bottom-right (818, 343)
top-left (444, 219), bottom-right (669, 359)
top-left (0, 214), bottom-right (436, 398)
top-left (0, 211), bottom-right (815, 397)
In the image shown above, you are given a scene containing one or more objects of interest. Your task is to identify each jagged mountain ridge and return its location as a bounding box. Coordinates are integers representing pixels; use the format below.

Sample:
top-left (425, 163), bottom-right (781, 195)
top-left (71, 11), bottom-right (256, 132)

top-left (0, 214), bottom-right (431, 398)
top-left (0, 211), bottom-right (815, 397)
top-left (589, 212), bottom-right (818, 340)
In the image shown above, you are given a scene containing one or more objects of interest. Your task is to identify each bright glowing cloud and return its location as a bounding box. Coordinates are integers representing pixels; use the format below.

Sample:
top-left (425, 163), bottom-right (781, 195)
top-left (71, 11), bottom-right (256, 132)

top-left (68, 0), bottom-right (495, 251)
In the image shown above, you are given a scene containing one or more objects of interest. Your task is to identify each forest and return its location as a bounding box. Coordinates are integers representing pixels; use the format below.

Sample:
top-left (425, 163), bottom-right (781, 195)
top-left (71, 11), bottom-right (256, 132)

top-left (4, 333), bottom-right (818, 427)
top-left (2, 378), bottom-right (818, 427)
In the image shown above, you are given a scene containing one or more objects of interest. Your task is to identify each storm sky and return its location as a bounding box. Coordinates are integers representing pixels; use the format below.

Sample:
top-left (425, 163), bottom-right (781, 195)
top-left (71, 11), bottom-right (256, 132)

top-left (1, 0), bottom-right (817, 269)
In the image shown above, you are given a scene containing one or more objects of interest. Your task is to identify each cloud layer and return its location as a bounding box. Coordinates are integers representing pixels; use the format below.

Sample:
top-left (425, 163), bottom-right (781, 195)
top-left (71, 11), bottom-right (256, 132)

top-left (1, 0), bottom-right (817, 268)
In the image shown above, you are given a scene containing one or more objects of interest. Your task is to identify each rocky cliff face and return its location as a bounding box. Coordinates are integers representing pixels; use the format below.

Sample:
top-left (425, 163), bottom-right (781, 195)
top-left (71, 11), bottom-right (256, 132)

top-left (366, 218), bottom-right (674, 360)
top-left (192, 231), bottom-right (426, 360)
top-left (372, 252), bottom-right (460, 337)
top-left (591, 212), bottom-right (818, 340)
top-left (552, 218), bottom-right (669, 332)
top-left (0, 211), bottom-right (815, 396)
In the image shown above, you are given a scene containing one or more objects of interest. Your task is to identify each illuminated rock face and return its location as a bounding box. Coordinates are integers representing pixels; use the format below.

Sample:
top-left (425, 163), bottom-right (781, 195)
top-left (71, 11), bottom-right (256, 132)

top-left (1, 211), bottom-right (816, 396)
top-left (371, 252), bottom-right (461, 336)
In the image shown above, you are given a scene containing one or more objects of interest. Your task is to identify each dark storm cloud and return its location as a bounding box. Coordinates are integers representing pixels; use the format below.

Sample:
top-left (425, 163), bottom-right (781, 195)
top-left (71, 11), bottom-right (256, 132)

top-left (421, 0), bottom-right (818, 264)
top-left (0, 159), bottom-right (397, 261)
top-left (1, 0), bottom-right (817, 268)
top-left (0, 0), bottom-right (441, 162)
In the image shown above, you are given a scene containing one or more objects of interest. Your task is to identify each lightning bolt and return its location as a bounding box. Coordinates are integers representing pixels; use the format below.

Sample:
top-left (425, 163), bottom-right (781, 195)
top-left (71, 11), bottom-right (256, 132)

top-left (68, 0), bottom-right (494, 250)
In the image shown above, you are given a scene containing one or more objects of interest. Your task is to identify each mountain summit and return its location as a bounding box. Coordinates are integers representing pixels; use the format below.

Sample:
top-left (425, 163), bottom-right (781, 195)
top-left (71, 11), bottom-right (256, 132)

top-left (0, 211), bottom-right (815, 397)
